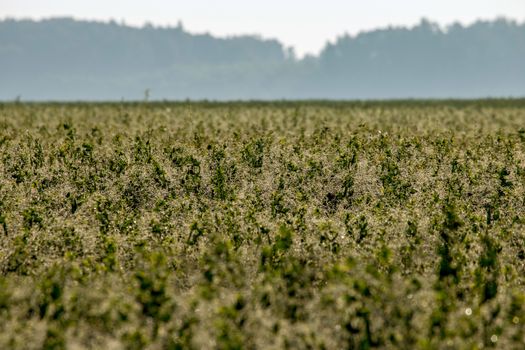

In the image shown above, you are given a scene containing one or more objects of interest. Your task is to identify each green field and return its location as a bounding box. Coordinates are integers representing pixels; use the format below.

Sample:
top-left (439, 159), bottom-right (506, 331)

top-left (1, 101), bottom-right (525, 349)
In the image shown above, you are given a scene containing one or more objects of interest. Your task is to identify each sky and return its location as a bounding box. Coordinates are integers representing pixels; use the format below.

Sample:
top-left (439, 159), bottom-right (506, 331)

top-left (2, 0), bottom-right (525, 57)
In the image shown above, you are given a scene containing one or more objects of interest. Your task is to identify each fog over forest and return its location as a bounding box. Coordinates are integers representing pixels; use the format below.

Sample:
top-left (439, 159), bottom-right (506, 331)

top-left (1, 17), bottom-right (524, 100)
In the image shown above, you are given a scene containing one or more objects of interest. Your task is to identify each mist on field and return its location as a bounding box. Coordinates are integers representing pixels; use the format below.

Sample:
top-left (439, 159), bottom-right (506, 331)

top-left (0, 17), bottom-right (524, 100)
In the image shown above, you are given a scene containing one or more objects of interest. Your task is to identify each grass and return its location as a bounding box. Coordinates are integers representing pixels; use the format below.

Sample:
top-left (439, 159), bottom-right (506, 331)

top-left (1, 100), bottom-right (525, 349)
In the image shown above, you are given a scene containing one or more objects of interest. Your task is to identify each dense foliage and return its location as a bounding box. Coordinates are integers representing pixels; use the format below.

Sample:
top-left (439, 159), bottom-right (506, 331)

top-left (1, 18), bottom-right (524, 100)
top-left (1, 101), bottom-right (525, 348)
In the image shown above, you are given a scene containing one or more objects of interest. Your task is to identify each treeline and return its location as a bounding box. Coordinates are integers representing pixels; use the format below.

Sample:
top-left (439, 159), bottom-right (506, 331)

top-left (0, 17), bottom-right (524, 100)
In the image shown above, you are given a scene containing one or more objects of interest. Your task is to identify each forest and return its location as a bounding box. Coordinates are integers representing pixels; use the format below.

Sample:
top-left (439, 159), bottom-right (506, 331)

top-left (1, 18), bottom-right (524, 100)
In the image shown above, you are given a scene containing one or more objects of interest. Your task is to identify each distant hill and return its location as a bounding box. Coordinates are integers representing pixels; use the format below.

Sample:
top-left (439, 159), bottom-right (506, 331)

top-left (0, 17), bottom-right (524, 100)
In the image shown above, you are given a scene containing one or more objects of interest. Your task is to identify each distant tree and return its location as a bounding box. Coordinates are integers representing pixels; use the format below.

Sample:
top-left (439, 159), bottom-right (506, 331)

top-left (0, 17), bottom-right (523, 100)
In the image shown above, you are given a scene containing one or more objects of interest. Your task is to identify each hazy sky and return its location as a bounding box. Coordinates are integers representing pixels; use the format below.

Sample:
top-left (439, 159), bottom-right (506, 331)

top-left (2, 0), bottom-right (525, 56)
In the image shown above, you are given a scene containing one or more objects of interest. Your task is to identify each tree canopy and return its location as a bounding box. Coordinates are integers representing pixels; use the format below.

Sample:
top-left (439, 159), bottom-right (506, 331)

top-left (0, 17), bottom-right (523, 100)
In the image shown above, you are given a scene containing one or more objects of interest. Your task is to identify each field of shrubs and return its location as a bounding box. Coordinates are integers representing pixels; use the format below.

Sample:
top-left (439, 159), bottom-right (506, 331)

top-left (1, 100), bottom-right (525, 349)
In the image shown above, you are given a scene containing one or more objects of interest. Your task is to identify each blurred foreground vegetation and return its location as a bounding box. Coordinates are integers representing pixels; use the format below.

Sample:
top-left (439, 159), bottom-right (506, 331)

top-left (1, 101), bottom-right (525, 348)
